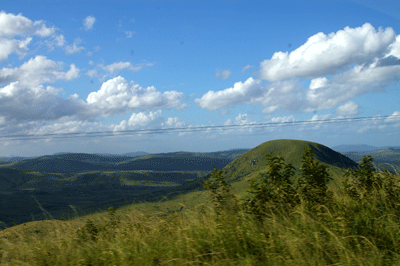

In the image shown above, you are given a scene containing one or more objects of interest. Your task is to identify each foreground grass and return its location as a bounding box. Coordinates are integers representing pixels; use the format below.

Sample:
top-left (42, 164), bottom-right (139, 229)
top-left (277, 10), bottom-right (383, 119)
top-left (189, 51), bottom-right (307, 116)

top-left (1, 148), bottom-right (400, 265)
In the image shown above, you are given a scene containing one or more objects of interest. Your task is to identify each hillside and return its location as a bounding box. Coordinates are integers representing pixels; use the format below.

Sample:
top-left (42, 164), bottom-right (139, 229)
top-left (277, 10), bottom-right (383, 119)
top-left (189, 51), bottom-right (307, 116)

top-left (0, 150), bottom-right (249, 173)
top-left (1, 139), bottom-right (398, 232)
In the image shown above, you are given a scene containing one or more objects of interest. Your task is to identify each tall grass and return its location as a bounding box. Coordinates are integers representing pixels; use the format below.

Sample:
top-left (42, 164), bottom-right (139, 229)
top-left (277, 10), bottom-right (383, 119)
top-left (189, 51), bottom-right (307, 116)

top-left (0, 146), bottom-right (400, 265)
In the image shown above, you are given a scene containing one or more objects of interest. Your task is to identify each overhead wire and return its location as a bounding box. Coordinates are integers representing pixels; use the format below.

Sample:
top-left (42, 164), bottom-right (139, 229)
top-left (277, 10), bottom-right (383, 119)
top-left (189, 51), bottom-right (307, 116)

top-left (0, 114), bottom-right (399, 141)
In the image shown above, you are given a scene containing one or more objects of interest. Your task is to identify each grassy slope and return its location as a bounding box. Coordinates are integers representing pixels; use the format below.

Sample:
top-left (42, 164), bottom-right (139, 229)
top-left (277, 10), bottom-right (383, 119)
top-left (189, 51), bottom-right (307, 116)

top-left (0, 139), bottom-right (398, 241)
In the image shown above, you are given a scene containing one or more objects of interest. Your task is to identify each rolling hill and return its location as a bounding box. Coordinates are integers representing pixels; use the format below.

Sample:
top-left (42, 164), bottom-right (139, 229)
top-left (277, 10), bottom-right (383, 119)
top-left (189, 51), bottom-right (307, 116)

top-left (1, 139), bottom-right (398, 231)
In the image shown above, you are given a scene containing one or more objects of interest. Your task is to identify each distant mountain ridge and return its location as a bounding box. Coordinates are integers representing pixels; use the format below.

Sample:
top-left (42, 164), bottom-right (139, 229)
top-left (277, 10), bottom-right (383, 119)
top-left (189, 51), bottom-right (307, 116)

top-left (330, 144), bottom-right (400, 153)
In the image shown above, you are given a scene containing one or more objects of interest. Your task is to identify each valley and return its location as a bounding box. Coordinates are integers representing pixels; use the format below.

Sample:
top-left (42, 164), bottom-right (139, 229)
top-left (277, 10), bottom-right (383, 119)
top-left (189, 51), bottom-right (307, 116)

top-left (0, 139), bottom-right (399, 231)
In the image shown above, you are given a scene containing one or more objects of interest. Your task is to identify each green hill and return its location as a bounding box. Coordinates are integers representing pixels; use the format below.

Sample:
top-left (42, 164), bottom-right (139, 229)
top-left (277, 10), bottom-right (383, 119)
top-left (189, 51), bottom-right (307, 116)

top-left (0, 139), bottom-right (392, 234)
top-left (1, 141), bottom-right (400, 265)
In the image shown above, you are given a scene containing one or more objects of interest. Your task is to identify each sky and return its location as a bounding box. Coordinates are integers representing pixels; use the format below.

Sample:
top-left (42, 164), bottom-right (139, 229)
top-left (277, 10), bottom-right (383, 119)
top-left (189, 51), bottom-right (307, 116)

top-left (0, 0), bottom-right (399, 157)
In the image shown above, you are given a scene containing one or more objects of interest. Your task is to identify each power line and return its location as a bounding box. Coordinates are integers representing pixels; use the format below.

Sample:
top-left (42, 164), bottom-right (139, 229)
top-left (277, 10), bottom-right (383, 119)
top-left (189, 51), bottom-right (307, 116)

top-left (1, 114), bottom-right (399, 141)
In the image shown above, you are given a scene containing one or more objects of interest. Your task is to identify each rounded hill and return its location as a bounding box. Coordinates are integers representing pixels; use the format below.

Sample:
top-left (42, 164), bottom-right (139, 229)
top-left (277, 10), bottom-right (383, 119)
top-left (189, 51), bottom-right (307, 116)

top-left (208, 139), bottom-right (360, 186)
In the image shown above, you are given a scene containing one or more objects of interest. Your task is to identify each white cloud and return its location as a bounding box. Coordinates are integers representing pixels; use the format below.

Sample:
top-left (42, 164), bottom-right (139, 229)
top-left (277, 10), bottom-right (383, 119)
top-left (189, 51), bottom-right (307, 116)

top-left (112, 110), bottom-right (167, 132)
top-left (0, 56), bottom-right (188, 132)
top-left (33, 20), bottom-right (56, 37)
top-left (0, 37), bottom-right (32, 61)
top-left (86, 76), bottom-right (188, 117)
top-left (54, 34), bottom-right (65, 47)
top-left (83, 16), bottom-right (96, 31)
top-left (194, 77), bottom-right (262, 111)
top-left (195, 23), bottom-right (400, 117)
top-left (0, 11), bottom-right (59, 60)
top-left (0, 11), bottom-right (56, 38)
top-left (106, 62), bottom-right (132, 73)
top-left (335, 101), bottom-right (359, 116)
top-left (65, 38), bottom-right (85, 55)
top-left (259, 23), bottom-right (397, 81)
top-left (303, 62), bottom-right (400, 112)
top-left (86, 69), bottom-right (97, 77)
top-left (241, 65), bottom-right (253, 72)
top-left (0, 80), bottom-right (88, 124)
top-left (385, 35), bottom-right (400, 58)
top-left (215, 69), bottom-right (232, 80)
top-left (0, 11), bottom-right (33, 38)
top-left (0, 55), bottom-right (79, 87)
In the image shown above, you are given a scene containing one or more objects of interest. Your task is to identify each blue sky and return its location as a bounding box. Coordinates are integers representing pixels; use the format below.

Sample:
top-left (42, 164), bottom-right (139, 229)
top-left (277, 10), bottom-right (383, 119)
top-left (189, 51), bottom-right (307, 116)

top-left (0, 0), bottom-right (400, 157)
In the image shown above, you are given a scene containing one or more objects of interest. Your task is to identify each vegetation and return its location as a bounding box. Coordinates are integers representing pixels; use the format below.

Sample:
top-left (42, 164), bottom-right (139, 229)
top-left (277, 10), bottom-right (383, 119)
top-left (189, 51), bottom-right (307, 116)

top-left (1, 143), bottom-right (400, 265)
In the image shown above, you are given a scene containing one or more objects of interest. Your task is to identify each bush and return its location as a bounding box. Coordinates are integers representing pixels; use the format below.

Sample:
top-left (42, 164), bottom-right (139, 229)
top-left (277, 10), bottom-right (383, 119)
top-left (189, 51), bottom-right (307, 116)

top-left (234, 146), bottom-right (338, 223)
top-left (241, 152), bottom-right (300, 221)
top-left (203, 166), bottom-right (239, 218)
top-left (296, 146), bottom-right (334, 211)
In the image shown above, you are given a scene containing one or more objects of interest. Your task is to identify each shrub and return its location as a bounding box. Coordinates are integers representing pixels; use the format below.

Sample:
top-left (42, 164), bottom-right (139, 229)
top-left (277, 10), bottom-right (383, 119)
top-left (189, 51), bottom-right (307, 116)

top-left (241, 146), bottom-right (335, 221)
top-left (241, 152), bottom-right (300, 222)
top-left (203, 166), bottom-right (239, 218)
top-left (296, 146), bottom-right (334, 211)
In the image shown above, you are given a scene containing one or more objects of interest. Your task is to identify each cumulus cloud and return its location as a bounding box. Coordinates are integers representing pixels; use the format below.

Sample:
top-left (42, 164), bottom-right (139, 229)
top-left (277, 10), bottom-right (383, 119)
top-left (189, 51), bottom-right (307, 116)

top-left (259, 23), bottom-right (396, 81)
top-left (83, 16), bottom-right (96, 31)
top-left (111, 110), bottom-right (186, 134)
top-left (194, 77), bottom-right (262, 111)
top-left (0, 57), bottom-right (190, 137)
top-left (0, 11), bottom-right (34, 37)
top-left (0, 81), bottom-right (87, 123)
top-left (0, 11), bottom-right (55, 38)
top-left (0, 37), bottom-right (32, 61)
top-left (0, 55), bottom-right (79, 87)
top-left (303, 61), bottom-right (400, 112)
top-left (214, 69), bottom-right (232, 80)
top-left (86, 76), bottom-right (188, 117)
top-left (195, 23), bottom-right (400, 117)
top-left (0, 11), bottom-right (58, 60)
top-left (65, 38), bottom-right (85, 55)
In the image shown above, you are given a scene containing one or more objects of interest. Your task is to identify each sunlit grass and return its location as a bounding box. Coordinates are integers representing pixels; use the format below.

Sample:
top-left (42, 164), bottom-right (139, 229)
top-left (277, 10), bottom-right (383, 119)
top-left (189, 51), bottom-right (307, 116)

top-left (1, 148), bottom-right (400, 265)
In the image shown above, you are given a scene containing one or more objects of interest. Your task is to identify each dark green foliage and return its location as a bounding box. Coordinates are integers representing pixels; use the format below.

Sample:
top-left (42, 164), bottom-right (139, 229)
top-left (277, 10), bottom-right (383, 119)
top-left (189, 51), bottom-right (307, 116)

top-left (342, 155), bottom-right (384, 201)
top-left (341, 155), bottom-right (400, 209)
top-left (239, 146), bottom-right (335, 221)
top-left (339, 155), bottom-right (400, 260)
top-left (241, 152), bottom-right (300, 221)
top-left (203, 166), bottom-right (239, 217)
top-left (296, 146), bottom-right (334, 210)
